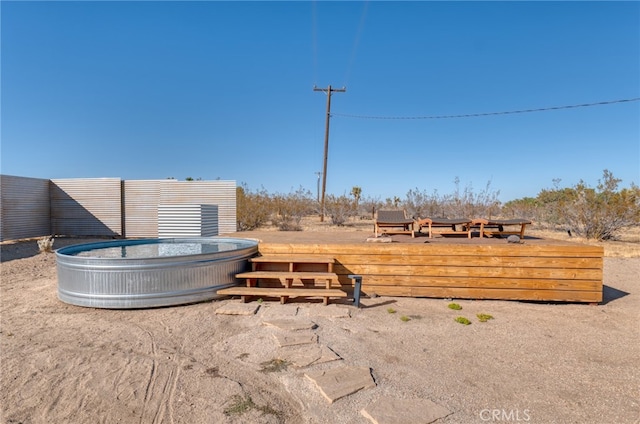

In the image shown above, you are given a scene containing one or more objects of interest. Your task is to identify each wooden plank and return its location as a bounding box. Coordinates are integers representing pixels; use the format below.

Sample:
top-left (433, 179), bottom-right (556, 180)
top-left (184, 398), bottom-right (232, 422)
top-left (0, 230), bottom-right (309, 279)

top-left (236, 271), bottom-right (338, 280)
top-left (250, 255), bottom-right (334, 273)
top-left (367, 286), bottom-right (602, 303)
top-left (258, 243), bottom-right (604, 257)
top-left (332, 255), bottom-right (603, 269)
top-left (251, 255), bottom-right (334, 264)
top-left (253, 262), bottom-right (332, 272)
top-left (332, 264), bottom-right (602, 280)
top-left (218, 286), bottom-right (347, 305)
top-left (218, 287), bottom-right (347, 297)
top-left (360, 276), bottom-right (602, 291)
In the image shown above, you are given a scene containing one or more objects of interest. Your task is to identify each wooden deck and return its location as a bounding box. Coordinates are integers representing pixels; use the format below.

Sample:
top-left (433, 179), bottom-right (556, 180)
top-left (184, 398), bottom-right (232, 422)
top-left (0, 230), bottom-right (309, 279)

top-left (225, 231), bottom-right (604, 303)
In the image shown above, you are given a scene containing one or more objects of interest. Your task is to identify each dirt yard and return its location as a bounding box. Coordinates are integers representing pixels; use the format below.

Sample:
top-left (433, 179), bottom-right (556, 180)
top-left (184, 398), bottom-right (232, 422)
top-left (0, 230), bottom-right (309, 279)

top-left (1, 223), bottom-right (638, 423)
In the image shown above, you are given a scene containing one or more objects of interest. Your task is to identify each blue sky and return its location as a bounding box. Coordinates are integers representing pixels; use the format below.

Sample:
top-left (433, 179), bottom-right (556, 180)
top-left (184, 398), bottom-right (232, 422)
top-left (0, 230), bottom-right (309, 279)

top-left (2, 1), bottom-right (638, 202)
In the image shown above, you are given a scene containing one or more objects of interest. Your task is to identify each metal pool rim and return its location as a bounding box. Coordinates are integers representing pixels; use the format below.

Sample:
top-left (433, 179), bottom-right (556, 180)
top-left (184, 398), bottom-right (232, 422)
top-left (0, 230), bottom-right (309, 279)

top-left (56, 237), bottom-right (259, 309)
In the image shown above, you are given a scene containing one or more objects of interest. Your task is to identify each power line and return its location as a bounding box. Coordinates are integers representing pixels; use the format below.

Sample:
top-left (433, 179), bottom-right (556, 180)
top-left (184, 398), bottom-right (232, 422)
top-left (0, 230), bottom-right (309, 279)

top-left (331, 97), bottom-right (640, 120)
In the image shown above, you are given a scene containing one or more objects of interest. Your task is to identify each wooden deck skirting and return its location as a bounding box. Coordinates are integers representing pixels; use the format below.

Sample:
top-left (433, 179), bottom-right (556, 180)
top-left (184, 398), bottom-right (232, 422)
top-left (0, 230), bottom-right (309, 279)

top-left (255, 243), bottom-right (604, 303)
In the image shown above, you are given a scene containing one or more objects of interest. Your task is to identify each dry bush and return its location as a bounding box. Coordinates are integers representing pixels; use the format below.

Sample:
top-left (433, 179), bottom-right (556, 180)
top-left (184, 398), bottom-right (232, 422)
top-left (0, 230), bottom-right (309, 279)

top-left (324, 194), bottom-right (355, 226)
top-left (403, 178), bottom-right (501, 219)
top-left (236, 184), bottom-right (272, 231)
top-left (272, 186), bottom-right (315, 231)
top-left (358, 196), bottom-right (382, 220)
top-left (37, 236), bottom-right (54, 253)
top-left (561, 171), bottom-right (639, 240)
top-left (507, 170), bottom-right (640, 241)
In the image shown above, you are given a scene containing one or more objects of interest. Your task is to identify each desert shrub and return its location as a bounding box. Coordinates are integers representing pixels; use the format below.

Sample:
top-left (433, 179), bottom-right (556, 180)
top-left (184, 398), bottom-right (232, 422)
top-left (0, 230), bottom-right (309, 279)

top-left (404, 188), bottom-right (444, 218)
top-left (359, 196), bottom-right (383, 219)
top-left (502, 197), bottom-right (540, 222)
top-left (272, 186), bottom-right (315, 231)
top-left (531, 182), bottom-right (578, 230)
top-left (441, 178), bottom-right (501, 218)
top-left (324, 194), bottom-right (355, 226)
top-left (560, 170), bottom-right (640, 240)
top-left (402, 178), bottom-right (501, 219)
top-left (236, 184), bottom-right (272, 231)
top-left (37, 236), bottom-right (54, 253)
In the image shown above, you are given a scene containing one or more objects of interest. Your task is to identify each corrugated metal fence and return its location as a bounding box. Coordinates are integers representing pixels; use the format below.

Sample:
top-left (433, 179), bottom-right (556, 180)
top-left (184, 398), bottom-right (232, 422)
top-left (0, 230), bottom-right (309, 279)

top-left (124, 180), bottom-right (236, 237)
top-left (0, 175), bottom-right (51, 241)
top-left (1, 175), bottom-right (237, 241)
top-left (51, 178), bottom-right (123, 237)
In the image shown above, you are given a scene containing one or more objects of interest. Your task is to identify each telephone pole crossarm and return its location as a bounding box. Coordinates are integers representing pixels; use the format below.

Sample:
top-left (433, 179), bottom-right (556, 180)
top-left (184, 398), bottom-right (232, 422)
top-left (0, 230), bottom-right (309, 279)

top-left (313, 85), bottom-right (346, 222)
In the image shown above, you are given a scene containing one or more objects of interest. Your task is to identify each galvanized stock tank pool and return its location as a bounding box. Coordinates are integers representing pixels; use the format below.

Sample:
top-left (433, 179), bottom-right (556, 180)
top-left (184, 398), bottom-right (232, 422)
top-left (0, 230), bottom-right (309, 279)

top-left (56, 238), bottom-right (258, 309)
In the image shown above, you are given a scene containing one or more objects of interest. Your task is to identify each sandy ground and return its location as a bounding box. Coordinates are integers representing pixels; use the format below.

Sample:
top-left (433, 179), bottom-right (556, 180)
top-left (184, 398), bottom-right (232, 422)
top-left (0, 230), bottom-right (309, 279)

top-left (1, 230), bottom-right (639, 424)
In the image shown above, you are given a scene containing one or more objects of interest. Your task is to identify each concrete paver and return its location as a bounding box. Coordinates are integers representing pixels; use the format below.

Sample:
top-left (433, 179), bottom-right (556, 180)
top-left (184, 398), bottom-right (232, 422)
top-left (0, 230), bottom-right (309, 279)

top-left (273, 331), bottom-right (318, 347)
top-left (361, 397), bottom-right (452, 424)
top-left (262, 318), bottom-right (317, 331)
top-left (305, 366), bottom-right (376, 403)
top-left (280, 344), bottom-right (341, 368)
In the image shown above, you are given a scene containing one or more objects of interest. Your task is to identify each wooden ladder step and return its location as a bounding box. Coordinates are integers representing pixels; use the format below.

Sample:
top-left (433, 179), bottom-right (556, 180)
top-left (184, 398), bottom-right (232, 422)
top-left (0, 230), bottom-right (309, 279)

top-left (236, 271), bottom-right (339, 280)
top-left (250, 255), bottom-right (335, 264)
top-left (217, 287), bottom-right (347, 305)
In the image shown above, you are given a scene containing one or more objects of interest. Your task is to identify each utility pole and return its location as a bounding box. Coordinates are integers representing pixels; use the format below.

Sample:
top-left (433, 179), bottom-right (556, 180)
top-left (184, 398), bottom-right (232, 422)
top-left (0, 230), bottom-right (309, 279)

top-left (313, 84), bottom-right (346, 222)
top-left (315, 171), bottom-right (322, 203)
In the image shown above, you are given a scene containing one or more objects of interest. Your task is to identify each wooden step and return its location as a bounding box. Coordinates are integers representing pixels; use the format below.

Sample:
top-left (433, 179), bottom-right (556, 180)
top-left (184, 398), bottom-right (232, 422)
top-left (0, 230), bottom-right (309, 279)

top-left (236, 271), bottom-right (339, 281)
top-left (250, 255), bottom-right (335, 264)
top-left (217, 287), bottom-right (347, 305)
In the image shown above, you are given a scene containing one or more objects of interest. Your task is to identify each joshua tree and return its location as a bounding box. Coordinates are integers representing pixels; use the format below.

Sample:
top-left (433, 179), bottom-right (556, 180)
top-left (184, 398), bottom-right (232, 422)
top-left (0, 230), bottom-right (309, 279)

top-left (351, 186), bottom-right (362, 210)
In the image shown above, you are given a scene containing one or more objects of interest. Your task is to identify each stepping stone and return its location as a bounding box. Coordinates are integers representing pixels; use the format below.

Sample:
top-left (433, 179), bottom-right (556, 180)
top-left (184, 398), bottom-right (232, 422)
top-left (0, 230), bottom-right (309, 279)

top-left (262, 318), bottom-right (317, 331)
top-left (303, 305), bottom-right (351, 319)
top-left (281, 344), bottom-right (341, 368)
top-left (361, 397), bottom-right (452, 424)
top-left (305, 366), bottom-right (375, 403)
top-left (260, 304), bottom-right (299, 318)
top-left (215, 302), bottom-right (260, 315)
top-left (273, 332), bottom-right (318, 347)
top-left (366, 236), bottom-right (392, 243)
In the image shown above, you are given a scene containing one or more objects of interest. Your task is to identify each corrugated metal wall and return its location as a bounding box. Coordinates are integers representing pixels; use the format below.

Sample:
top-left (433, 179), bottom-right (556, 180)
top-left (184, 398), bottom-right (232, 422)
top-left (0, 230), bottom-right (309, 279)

top-left (123, 180), bottom-right (161, 238)
top-left (158, 204), bottom-right (219, 237)
top-left (0, 175), bottom-right (51, 241)
top-left (159, 181), bottom-right (236, 234)
top-left (1, 176), bottom-right (237, 241)
top-left (50, 178), bottom-right (123, 237)
top-left (124, 180), bottom-right (236, 237)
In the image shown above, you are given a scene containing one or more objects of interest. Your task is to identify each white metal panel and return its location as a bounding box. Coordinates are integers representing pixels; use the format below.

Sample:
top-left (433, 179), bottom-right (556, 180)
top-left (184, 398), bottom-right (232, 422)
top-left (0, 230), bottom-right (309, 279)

top-left (201, 204), bottom-right (219, 236)
top-left (157, 204), bottom-right (219, 238)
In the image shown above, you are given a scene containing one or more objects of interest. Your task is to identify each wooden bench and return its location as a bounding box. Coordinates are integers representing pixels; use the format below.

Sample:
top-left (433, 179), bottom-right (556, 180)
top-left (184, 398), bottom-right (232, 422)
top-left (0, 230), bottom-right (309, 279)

top-left (416, 218), bottom-right (472, 238)
top-left (217, 255), bottom-right (346, 305)
top-left (374, 210), bottom-right (416, 238)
